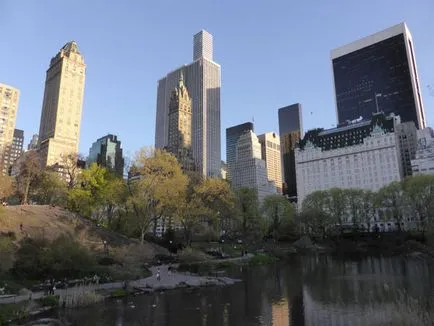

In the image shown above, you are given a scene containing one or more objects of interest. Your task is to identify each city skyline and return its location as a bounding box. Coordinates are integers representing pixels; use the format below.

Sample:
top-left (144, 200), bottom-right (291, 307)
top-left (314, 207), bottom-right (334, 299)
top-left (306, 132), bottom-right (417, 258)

top-left (1, 1), bottom-right (433, 162)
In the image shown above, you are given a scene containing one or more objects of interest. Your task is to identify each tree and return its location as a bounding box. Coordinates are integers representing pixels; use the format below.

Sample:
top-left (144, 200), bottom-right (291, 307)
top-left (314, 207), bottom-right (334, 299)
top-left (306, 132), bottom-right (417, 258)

top-left (15, 151), bottom-right (41, 204)
top-left (345, 189), bottom-right (364, 230)
top-left (235, 188), bottom-right (261, 240)
top-left (261, 194), bottom-right (295, 241)
top-left (0, 174), bottom-right (13, 201)
top-left (59, 153), bottom-right (82, 190)
top-left (102, 175), bottom-right (128, 229)
top-left (377, 181), bottom-right (407, 231)
top-left (403, 175), bottom-right (434, 234)
top-left (194, 178), bottom-right (235, 234)
top-left (301, 190), bottom-right (333, 239)
top-left (359, 190), bottom-right (377, 232)
top-left (32, 170), bottom-right (67, 205)
top-left (68, 163), bottom-right (110, 217)
top-left (127, 148), bottom-right (187, 244)
top-left (324, 188), bottom-right (347, 234)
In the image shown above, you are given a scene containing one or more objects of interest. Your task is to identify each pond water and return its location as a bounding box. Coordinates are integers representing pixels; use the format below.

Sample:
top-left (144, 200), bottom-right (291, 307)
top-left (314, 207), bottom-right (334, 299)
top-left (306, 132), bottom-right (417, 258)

top-left (41, 255), bottom-right (434, 325)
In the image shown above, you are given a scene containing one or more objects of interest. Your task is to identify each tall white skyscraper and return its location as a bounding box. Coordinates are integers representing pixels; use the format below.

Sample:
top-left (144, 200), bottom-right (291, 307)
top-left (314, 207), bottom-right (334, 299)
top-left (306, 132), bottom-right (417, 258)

top-left (155, 30), bottom-right (221, 177)
top-left (232, 130), bottom-right (277, 203)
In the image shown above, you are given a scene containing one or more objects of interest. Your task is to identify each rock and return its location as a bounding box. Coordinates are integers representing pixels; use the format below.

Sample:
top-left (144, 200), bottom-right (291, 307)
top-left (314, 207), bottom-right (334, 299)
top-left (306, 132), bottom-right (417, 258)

top-left (292, 236), bottom-right (314, 249)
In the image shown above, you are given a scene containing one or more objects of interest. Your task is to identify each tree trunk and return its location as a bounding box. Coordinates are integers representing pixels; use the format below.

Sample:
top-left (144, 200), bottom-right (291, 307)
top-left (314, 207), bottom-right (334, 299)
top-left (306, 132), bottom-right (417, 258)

top-left (141, 227), bottom-right (146, 244)
top-left (23, 177), bottom-right (31, 204)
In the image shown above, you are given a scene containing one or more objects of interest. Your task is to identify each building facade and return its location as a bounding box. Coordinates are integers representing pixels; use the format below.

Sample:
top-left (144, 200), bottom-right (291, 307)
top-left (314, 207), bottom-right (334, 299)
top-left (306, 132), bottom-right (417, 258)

top-left (279, 103), bottom-right (303, 199)
top-left (395, 122), bottom-right (418, 177)
top-left (5, 129), bottom-right (24, 175)
top-left (226, 122), bottom-right (254, 182)
top-left (0, 83), bottom-right (20, 175)
top-left (232, 130), bottom-right (276, 203)
top-left (331, 23), bottom-right (426, 129)
top-left (258, 132), bottom-right (283, 193)
top-left (27, 134), bottom-right (39, 151)
top-left (295, 113), bottom-right (404, 206)
top-left (88, 134), bottom-right (124, 177)
top-left (411, 127), bottom-right (434, 175)
top-left (38, 41), bottom-right (86, 168)
top-left (155, 30), bottom-right (221, 177)
top-left (167, 74), bottom-right (194, 171)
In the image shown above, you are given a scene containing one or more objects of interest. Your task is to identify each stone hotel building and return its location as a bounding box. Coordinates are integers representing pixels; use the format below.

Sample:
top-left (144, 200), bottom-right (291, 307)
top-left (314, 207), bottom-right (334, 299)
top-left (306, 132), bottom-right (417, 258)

top-left (295, 113), bottom-right (416, 206)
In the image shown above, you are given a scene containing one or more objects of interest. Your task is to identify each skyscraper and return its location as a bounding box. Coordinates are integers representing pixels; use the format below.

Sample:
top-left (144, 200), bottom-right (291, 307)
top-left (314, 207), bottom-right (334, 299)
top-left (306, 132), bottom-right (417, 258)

top-left (278, 104), bottom-right (303, 199)
top-left (226, 122), bottom-right (254, 181)
top-left (232, 130), bottom-right (276, 203)
top-left (257, 132), bottom-right (283, 193)
top-left (27, 134), bottom-right (39, 150)
top-left (167, 74), bottom-right (194, 171)
top-left (155, 30), bottom-right (221, 177)
top-left (88, 134), bottom-right (124, 177)
top-left (331, 22), bottom-right (426, 129)
top-left (0, 83), bottom-right (19, 175)
top-left (38, 41), bottom-right (86, 168)
top-left (6, 129), bottom-right (24, 175)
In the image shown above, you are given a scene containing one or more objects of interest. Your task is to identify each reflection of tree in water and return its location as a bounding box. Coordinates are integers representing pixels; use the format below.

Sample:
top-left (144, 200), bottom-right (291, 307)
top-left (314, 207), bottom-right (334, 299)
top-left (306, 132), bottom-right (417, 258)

top-left (301, 255), bottom-right (433, 307)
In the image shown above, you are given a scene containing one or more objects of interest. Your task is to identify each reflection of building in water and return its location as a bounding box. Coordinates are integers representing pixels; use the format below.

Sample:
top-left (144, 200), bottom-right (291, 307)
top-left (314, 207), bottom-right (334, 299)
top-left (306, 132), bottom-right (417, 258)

top-left (303, 285), bottom-right (401, 326)
top-left (301, 256), bottom-right (433, 325)
top-left (272, 299), bottom-right (290, 326)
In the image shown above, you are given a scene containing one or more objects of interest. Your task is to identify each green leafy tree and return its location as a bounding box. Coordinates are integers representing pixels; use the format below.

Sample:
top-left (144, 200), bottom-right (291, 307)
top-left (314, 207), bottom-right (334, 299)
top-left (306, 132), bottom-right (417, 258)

top-left (235, 188), bottom-right (261, 240)
top-left (324, 188), bottom-right (347, 234)
top-left (359, 190), bottom-right (377, 232)
top-left (345, 189), bottom-right (364, 230)
top-left (68, 163), bottom-right (110, 217)
top-left (377, 181), bottom-right (407, 231)
top-left (194, 178), bottom-right (235, 233)
top-left (403, 175), bottom-right (434, 234)
top-left (301, 190), bottom-right (333, 238)
top-left (127, 148), bottom-right (187, 244)
top-left (261, 194), bottom-right (295, 241)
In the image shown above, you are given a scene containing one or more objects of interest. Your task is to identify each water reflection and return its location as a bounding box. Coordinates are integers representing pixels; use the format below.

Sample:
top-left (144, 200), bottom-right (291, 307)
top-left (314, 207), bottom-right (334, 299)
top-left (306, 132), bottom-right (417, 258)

top-left (49, 256), bottom-right (433, 326)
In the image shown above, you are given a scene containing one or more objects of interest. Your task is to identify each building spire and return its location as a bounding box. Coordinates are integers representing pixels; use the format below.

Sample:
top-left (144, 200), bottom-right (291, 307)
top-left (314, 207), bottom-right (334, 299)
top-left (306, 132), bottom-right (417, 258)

top-left (179, 71), bottom-right (184, 87)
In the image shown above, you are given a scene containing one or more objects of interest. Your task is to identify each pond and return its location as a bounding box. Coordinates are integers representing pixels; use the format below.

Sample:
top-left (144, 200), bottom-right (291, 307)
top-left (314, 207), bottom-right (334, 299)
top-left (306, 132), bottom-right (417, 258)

top-left (37, 255), bottom-right (434, 325)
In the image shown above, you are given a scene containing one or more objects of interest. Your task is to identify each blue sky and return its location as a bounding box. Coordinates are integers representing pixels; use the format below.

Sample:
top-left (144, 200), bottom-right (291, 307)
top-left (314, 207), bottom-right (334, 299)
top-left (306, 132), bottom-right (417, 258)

top-left (1, 0), bottom-right (433, 161)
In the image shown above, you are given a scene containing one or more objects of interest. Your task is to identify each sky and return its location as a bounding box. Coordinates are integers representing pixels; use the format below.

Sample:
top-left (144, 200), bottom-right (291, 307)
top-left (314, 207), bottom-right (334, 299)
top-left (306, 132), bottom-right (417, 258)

top-left (1, 0), bottom-right (433, 161)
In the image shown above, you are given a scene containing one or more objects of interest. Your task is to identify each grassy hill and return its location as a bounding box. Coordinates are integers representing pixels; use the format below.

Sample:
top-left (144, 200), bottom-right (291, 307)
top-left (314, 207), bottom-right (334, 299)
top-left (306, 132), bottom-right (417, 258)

top-left (0, 205), bottom-right (168, 281)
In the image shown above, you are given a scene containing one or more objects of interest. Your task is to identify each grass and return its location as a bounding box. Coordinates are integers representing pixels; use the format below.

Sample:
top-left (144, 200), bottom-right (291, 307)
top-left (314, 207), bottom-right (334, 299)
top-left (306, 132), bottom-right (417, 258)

top-left (37, 295), bottom-right (59, 307)
top-left (0, 302), bottom-right (27, 325)
top-left (60, 285), bottom-right (104, 308)
top-left (247, 253), bottom-right (278, 266)
top-left (110, 288), bottom-right (129, 298)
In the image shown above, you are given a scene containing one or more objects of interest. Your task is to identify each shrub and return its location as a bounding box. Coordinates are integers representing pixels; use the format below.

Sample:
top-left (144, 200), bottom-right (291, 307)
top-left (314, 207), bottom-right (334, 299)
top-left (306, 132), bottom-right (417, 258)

top-left (0, 303), bottom-right (27, 325)
top-left (248, 253), bottom-right (278, 266)
top-left (37, 295), bottom-right (59, 307)
top-left (12, 235), bottom-right (97, 280)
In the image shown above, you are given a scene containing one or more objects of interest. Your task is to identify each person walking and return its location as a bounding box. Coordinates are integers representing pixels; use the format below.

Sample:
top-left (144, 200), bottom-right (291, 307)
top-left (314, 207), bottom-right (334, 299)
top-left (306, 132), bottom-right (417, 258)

top-left (156, 267), bottom-right (161, 281)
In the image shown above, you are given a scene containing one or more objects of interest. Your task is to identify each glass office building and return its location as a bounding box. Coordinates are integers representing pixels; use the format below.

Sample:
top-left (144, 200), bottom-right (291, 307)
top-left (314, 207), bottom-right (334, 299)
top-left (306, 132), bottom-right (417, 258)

top-left (331, 23), bottom-right (426, 129)
top-left (279, 104), bottom-right (303, 199)
top-left (88, 134), bottom-right (124, 177)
